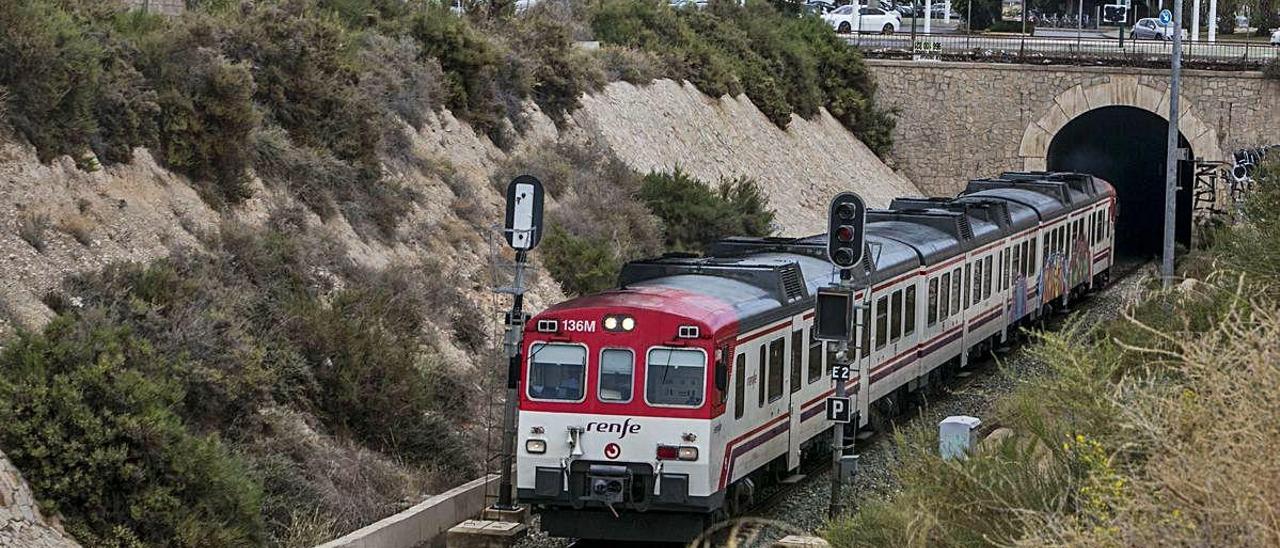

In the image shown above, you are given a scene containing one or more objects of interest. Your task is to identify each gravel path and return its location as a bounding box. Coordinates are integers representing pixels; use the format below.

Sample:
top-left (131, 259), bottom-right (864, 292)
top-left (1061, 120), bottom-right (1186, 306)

top-left (516, 269), bottom-right (1148, 548)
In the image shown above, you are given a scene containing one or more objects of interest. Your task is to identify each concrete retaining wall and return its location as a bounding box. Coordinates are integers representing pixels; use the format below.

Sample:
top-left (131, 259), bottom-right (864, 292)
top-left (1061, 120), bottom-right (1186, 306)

top-left (316, 475), bottom-right (500, 548)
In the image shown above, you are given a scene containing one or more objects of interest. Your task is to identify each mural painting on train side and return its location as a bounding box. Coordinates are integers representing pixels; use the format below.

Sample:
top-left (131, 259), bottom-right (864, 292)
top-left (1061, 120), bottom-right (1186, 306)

top-left (1040, 252), bottom-right (1068, 305)
top-left (1068, 238), bottom-right (1091, 289)
top-left (1011, 276), bottom-right (1029, 319)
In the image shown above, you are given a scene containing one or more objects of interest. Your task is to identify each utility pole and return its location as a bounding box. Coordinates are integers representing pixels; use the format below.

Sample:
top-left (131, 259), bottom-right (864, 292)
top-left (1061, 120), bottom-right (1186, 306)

top-left (1162, 0), bottom-right (1183, 288)
top-left (1020, 0), bottom-right (1029, 59)
top-left (493, 176), bottom-right (545, 511)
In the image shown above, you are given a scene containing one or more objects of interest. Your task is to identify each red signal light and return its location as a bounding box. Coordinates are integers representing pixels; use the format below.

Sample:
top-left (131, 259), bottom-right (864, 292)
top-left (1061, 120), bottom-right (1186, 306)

top-left (656, 445), bottom-right (679, 460)
top-left (836, 226), bottom-right (855, 242)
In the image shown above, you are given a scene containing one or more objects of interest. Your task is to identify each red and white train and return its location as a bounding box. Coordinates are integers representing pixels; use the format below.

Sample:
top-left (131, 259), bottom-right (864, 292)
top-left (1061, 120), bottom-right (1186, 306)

top-left (515, 172), bottom-right (1117, 542)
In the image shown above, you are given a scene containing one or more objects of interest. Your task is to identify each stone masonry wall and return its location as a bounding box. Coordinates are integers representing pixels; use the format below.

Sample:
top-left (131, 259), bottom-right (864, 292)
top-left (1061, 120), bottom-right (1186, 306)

top-left (118, 0), bottom-right (185, 16)
top-left (867, 60), bottom-right (1280, 197)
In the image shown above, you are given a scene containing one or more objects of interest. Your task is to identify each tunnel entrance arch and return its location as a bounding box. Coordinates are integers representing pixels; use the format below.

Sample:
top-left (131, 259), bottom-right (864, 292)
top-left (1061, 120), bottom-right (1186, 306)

top-left (1047, 106), bottom-right (1193, 258)
top-left (1017, 78), bottom-right (1224, 258)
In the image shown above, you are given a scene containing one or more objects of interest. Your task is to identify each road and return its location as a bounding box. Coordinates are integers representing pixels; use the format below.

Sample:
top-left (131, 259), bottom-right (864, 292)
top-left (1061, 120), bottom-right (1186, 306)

top-left (842, 31), bottom-right (1280, 62)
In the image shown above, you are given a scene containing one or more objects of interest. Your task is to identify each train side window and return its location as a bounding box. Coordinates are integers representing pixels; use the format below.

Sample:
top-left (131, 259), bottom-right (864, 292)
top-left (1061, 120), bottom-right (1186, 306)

top-left (528, 343), bottom-right (587, 402)
top-left (940, 272), bottom-right (951, 320)
top-left (1011, 245), bottom-right (1020, 280)
top-left (757, 346), bottom-right (766, 408)
top-left (875, 295), bottom-right (889, 350)
top-left (971, 260), bottom-right (982, 305)
top-left (927, 277), bottom-right (939, 326)
top-left (767, 338), bottom-right (785, 402)
top-left (598, 349), bottom-right (634, 403)
top-left (904, 285), bottom-right (916, 337)
top-left (890, 289), bottom-right (903, 342)
top-left (808, 329), bottom-right (822, 384)
top-left (962, 264), bottom-right (971, 309)
top-left (984, 255), bottom-right (993, 300)
top-left (790, 331), bottom-right (803, 394)
top-left (734, 353), bottom-right (746, 419)
top-left (951, 267), bottom-right (962, 313)
top-left (856, 305), bottom-right (869, 361)
top-left (1029, 240), bottom-right (1037, 275)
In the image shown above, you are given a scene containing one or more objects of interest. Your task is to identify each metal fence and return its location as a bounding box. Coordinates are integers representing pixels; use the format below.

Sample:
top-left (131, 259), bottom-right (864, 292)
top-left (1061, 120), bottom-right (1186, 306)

top-left (844, 32), bottom-right (1278, 68)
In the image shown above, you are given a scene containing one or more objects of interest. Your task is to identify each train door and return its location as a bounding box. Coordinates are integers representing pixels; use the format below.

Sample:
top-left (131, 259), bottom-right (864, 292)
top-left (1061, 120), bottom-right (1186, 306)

top-left (786, 320), bottom-right (805, 470)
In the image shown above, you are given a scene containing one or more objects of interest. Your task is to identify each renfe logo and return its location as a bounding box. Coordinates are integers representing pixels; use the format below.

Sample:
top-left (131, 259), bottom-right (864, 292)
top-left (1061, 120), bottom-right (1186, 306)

top-left (562, 319), bottom-right (596, 333)
top-left (586, 418), bottom-right (642, 439)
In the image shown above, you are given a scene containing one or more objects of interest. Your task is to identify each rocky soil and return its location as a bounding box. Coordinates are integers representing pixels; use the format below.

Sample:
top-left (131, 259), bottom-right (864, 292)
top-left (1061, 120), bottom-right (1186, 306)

top-left (0, 450), bottom-right (78, 547)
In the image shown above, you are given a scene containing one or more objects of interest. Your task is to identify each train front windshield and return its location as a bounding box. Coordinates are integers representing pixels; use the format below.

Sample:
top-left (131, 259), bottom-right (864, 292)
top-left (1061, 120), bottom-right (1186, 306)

top-left (645, 348), bottom-right (705, 407)
top-left (528, 343), bottom-right (587, 401)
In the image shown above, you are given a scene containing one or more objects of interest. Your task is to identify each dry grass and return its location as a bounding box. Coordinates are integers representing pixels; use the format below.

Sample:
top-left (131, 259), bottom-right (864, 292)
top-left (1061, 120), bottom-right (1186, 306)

top-left (17, 210), bottom-right (50, 252)
top-left (57, 214), bottom-right (95, 246)
top-left (1022, 278), bottom-right (1280, 547)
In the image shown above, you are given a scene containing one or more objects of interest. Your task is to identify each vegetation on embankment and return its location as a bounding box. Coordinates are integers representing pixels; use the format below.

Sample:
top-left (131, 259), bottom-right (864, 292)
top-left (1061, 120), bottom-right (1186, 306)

top-left (824, 159), bottom-right (1280, 547)
top-left (591, 0), bottom-right (896, 156)
top-left (0, 214), bottom-right (484, 546)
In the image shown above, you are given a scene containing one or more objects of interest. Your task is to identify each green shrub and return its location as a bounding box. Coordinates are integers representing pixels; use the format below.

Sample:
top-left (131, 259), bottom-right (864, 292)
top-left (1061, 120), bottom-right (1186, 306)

top-left (0, 313), bottom-right (265, 547)
top-left (224, 5), bottom-right (385, 176)
top-left (139, 21), bottom-right (260, 206)
top-left (409, 5), bottom-right (508, 136)
top-left (507, 12), bottom-right (605, 123)
top-left (595, 46), bottom-right (662, 85)
top-left (639, 168), bottom-right (775, 252)
top-left (0, 1), bottom-right (102, 162)
top-left (542, 224), bottom-right (625, 295)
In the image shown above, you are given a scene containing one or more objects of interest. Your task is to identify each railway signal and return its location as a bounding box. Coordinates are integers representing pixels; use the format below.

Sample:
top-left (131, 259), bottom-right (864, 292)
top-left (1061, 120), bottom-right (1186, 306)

top-left (826, 192), bottom-right (866, 270)
top-left (821, 192), bottom-right (867, 519)
top-left (494, 175), bottom-right (545, 514)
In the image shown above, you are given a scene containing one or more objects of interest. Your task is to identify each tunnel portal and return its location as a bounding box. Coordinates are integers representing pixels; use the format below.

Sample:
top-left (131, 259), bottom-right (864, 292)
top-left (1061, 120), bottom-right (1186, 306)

top-left (1046, 106), bottom-right (1193, 259)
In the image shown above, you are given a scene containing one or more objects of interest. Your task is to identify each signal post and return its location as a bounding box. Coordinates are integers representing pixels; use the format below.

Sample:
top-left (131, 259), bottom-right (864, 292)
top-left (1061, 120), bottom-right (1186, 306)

top-left (816, 192), bottom-right (867, 518)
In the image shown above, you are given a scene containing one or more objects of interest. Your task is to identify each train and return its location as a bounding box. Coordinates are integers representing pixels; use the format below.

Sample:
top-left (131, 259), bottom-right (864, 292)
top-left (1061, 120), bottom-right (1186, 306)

top-left (514, 171), bottom-right (1117, 542)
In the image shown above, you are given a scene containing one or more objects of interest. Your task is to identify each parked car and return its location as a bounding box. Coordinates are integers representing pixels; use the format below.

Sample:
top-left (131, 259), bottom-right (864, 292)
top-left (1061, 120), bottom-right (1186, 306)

top-left (1272, 28), bottom-right (1280, 45)
top-left (668, 0), bottom-right (708, 9)
top-left (929, 3), bottom-right (959, 18)
top-left (823, 4), bottom-right (901, 33)
top-left (805, 0), bottom-right (838, 15)
top-left (1130, 18), bottom-right (1186, 40)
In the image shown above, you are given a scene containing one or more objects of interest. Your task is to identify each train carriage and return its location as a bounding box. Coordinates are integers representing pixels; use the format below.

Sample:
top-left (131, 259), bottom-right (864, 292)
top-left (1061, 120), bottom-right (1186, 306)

top-left (516, 172), bottom-right (1116, 542)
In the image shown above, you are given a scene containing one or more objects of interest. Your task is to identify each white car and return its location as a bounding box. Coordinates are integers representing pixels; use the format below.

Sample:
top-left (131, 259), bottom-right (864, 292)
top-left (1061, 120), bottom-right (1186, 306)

top-left (1272, 28), bottom-right (1280, 45)
top-left (823, 4), bottom-right (901, 34)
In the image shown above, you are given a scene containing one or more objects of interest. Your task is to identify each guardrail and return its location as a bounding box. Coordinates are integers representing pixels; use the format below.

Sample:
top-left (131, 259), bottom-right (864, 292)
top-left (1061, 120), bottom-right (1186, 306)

top-left (315, 475), bottom-right (499, 548)
top-left (843, 32), bottom-right (1278, 68)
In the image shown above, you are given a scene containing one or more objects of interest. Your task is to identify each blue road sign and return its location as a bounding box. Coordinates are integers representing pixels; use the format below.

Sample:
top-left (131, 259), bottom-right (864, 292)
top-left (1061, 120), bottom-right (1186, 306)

top-left (1159, 9), bottom-right (1172, 25)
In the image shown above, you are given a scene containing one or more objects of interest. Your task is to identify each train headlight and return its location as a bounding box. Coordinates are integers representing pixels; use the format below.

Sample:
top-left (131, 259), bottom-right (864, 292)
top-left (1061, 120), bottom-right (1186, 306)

top-left (525, 439), bottom-right (547, 454)
top-left (603, 315), bottom-right (636, 332)
top-left (677, 447), bottom-right (699, 461)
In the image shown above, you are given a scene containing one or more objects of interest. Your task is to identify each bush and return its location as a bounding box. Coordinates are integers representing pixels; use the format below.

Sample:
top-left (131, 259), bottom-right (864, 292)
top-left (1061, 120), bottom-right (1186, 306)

top-left (0, 313), bottom-right (265, 547)
top-left (542, 224), bottom-right (625, 295)
top-left (506, 12), bottom-right (605, 123)
top-left (141, 25), bottom-right (260, 206)
top-left (0, 1), bottom-right (102, 162)
top-left (639, 168), bottom-right (775, 252)
top-left (409, 5), bottom-right (508, 137)
top-left (595, 46), bottom-right (662, 85)
top-left (1264, 57), bottom-right (1280, 81)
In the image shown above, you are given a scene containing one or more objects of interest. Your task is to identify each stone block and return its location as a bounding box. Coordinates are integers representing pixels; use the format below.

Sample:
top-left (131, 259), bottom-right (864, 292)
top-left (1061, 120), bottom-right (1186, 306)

top-left (446, 520), bottom-right (527, 548)
top-left (481, 506), bottom-right (528, 524)
top-left (774, 535), bottom-right (831, 547)
top-left (1053, 84), bottom-right (1089, 119)
top-left (1017, 124), bottom-right (1051, 158)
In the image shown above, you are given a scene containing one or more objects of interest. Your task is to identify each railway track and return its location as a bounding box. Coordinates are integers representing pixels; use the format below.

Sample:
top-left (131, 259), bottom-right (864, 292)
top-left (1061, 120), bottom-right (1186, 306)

top-left (554, 260), bottom-right (1150, 548)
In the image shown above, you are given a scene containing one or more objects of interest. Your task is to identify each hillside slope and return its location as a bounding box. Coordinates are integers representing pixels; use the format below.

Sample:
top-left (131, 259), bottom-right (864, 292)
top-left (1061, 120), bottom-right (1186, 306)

top-left (576, 79), bottom-right (916, 235)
